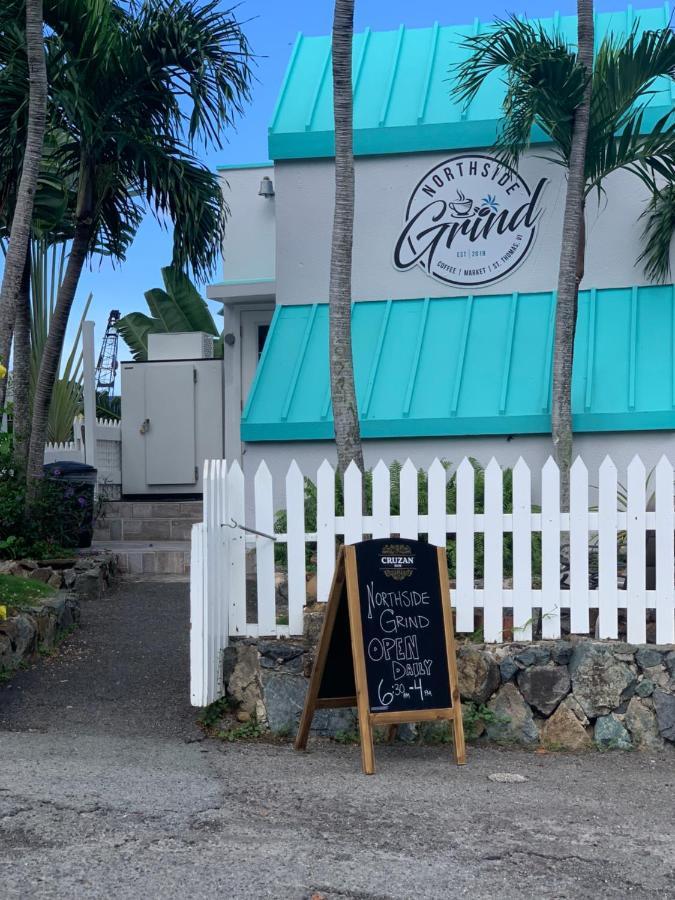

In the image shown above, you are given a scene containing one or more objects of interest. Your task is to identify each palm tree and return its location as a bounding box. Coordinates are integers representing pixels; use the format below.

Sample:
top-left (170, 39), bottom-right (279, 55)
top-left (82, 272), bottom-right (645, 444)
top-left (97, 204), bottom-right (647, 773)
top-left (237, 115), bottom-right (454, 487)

top-left (329, 0), bottom-right (364, 477)
top-left (454, 8), bottom-right (675, 503)
top-left (0, 0), bottom-right (47, 446)
top-left (22, 0), bottom-right (251, 485)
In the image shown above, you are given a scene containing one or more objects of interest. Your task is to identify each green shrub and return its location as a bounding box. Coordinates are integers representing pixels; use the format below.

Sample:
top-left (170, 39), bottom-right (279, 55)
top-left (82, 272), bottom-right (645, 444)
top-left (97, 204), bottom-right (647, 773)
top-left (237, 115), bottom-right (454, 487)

top-left (274, 459), bottom-right (542, 581)
top-left (0, 440), bottom-right (86, 560)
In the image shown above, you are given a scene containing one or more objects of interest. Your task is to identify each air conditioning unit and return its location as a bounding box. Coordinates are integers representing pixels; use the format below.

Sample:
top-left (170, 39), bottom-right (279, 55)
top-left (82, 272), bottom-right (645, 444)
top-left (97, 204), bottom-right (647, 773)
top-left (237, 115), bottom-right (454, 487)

top-left (147, 332), bottom-right (215, 361)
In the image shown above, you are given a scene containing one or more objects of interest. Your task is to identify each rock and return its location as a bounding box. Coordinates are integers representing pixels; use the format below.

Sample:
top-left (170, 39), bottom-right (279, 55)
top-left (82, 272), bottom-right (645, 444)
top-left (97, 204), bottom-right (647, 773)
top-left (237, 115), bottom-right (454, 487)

top-left (550, 642), bottom-right (573, 666)
top-left (635, 679), bottom-right (655, 698)
top-left (29, 567), bottom-right (54, 584)
top-left (517, 665), bottom-right (570, 716)
top-left (541, 704), bottom-right (592, 751)
top-left (0, 614), bottom-right (36, 664)
top-left (62, 568), bottom-right (76, 589)
top-left (642, 665), bottom-right (670, 690)
top-left (225, 645), bottom-right (263, 715)
top-left (258, 641), bottom-right (303, 662)
top-left (561, 694), bottom-right (590, 726)
top-left (653, 690), bottom-right (675, 742)
top-left (569, 644), bottom-right (637, 718)
top-left (515, 646), bottom-right (550, 668)
top-left (457, 646), bottom-right (500, 703)
top-left (261, 669), bottom-right (356, 737)
top-left (74, 570), bottom-right (103, 600)
top-left (303, 603), bottom-right (325, 647)
top-left (636, 648), bottom-right (663, 670)
top-left (488, 773), bottom-right (528, 783)
top-left (499, 656), bottom-right (519, 683)
top-left (594, 715), bottom-right (633, 750)
top-left (664, 651), bottom-right (675, 680)
top-left (236, 710), bottom-right (251, 723)
top-left (625, 698), bottom-right (664, 751)
top-left (48, 572), bottom-right (63, 589)
top-left (485, 683), bottom-right (539, 746)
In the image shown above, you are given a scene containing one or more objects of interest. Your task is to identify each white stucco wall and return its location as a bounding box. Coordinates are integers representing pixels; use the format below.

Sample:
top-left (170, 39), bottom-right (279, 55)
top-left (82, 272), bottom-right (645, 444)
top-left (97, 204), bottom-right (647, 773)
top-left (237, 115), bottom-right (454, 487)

top-left (218, 165), bottom-right (276, 284)
top-left (274, 150), bottom-right (664, 305)
top-left (241, 432), bottom-right (675, 517)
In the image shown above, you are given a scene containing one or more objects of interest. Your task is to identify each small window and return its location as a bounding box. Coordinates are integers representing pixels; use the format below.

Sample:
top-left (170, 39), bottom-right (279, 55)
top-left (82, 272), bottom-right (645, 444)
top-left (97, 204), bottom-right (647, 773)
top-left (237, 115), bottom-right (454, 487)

top-left (258, 324), bottom-right (270, 358)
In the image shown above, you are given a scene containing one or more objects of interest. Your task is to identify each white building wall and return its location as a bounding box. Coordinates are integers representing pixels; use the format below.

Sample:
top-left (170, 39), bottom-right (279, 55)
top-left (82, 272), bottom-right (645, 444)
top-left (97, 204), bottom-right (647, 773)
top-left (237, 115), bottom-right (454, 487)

top-left (219, 165), bottom-right (276, 284)
top-left (274, 150), bottom-right (663, 305)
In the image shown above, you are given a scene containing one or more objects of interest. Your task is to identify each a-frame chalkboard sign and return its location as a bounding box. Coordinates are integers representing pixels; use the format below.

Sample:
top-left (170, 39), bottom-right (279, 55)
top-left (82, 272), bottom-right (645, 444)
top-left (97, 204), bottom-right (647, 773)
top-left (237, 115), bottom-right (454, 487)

top-left (295, 538), bottom-right (466, 775)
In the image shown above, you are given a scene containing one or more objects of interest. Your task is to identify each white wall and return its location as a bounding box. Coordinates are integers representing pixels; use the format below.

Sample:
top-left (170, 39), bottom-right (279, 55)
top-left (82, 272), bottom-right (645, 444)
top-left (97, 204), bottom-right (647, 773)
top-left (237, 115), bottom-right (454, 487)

top-left (219, 165), bottom-right (276, 283)
top-left (241, 431), bottom-right (675, 517)
top-left (274, 150), bottom-right (664, 305)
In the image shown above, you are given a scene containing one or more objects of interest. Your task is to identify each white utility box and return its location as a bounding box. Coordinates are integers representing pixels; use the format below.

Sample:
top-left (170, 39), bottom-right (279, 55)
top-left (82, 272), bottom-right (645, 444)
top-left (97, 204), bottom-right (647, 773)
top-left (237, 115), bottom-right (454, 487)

top-left (147, 331), bottom-right (214, 361)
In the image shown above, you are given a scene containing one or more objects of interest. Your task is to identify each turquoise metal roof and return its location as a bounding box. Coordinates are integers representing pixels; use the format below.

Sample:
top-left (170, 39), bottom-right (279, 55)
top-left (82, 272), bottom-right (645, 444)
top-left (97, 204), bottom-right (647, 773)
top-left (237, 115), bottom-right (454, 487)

top-left (241, 285), bottom-right (675, 442)
top-left (269, 6), bottom-right (675, 160)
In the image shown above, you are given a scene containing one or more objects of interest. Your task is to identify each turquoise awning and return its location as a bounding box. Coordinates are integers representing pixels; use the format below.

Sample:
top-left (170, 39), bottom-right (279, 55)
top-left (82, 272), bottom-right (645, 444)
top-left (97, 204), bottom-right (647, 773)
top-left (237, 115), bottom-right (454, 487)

top-left (241, 286), bottom-right (675, 442)
top-left (269, 6), bottom-right (675, 160)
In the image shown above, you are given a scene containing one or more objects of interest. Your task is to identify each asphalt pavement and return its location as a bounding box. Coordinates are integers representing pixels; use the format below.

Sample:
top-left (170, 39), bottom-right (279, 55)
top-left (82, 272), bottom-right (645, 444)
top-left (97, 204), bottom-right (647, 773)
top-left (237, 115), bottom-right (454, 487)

top-left (1, 579), bottom-right (673, 899)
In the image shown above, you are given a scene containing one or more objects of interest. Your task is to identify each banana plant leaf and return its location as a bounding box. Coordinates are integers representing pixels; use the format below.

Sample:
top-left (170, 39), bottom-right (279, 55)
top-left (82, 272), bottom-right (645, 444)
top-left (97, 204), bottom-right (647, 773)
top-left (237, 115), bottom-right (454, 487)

top-left (158, 266), bottom-right (218, 335)
top-left (115, 312), bottom-right (163, 361)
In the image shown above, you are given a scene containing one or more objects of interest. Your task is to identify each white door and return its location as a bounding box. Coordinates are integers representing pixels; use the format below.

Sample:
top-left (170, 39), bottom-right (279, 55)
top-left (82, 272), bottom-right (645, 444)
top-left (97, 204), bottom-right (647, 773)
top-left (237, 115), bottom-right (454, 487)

top-left (240, 309), bottom-right (272, 410)
top-left (144, 365), bottom-right (197, 485)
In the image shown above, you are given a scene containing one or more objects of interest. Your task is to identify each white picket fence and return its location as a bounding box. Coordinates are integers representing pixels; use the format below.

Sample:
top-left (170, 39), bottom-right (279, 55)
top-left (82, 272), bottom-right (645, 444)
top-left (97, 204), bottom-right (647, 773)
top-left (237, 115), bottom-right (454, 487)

top-left (190, 454), bottom-right (675, 706)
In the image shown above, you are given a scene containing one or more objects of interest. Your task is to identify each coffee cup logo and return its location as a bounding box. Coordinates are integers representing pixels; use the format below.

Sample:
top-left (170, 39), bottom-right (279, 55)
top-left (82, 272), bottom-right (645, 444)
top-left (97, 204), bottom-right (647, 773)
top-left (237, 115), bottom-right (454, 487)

top-left (393, 154), bottom-right (547, 288)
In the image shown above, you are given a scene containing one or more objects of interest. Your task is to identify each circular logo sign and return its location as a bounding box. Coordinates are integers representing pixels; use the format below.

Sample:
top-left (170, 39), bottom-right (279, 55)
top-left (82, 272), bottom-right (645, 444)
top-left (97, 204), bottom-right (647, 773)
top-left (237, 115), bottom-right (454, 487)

top-left (393, 154), bottom-right (547, 288)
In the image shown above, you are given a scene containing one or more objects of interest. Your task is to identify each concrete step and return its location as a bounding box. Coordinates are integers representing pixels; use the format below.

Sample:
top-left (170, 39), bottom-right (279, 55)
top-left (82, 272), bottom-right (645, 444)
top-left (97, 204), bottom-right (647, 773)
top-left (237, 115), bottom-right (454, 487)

top-left (91, 540), bottom-right (190, 577)
top-left (94, 518), bottom-right (198, 541)
top-left (94, 500), bottom-right (203, 542)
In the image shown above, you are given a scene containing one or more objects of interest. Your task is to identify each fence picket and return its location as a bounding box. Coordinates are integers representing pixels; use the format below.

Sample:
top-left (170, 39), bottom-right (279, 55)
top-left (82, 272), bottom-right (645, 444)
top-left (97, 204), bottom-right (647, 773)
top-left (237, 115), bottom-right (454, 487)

top-left (569, 457), bottom-right (589, 634)
top-left (427, 458), bottom-right (446, 547)
top-left (626, 455), bottom-right (646, 644)
top-left (371, 460), bottom-right (391, 538)
top-left (541, 457), bottom-right (561, 639)
top-left (189, 522), bottom-right (208, 705)
top-left (227, 461), bottom-right (247, 636)
top-left (598, 456), bottom-right (618, 639)
top-left (255, 461), bottom-right (277, 635)
top-left (455, 458), bottom-right (475, 634)
top-left (344, 461), bottom-right (363, 544)
top-left (655, 456), bottom-right (675, 644)
top-left (483, 459), bottom-right (503, 642)
top-left (512, 458), bottom-right (532, 640)
top-left (316, 460), bottom-right (336, 602)
top-left (285, 460), bottom-right (306, 636)
top-left (399, 459), bottom-right (419, 540)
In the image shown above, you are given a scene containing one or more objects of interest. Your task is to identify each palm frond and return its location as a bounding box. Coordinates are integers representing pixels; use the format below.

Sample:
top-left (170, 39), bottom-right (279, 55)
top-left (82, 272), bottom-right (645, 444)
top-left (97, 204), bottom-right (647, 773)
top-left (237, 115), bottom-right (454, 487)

top-left (638, 185), bottom-right (675, 281)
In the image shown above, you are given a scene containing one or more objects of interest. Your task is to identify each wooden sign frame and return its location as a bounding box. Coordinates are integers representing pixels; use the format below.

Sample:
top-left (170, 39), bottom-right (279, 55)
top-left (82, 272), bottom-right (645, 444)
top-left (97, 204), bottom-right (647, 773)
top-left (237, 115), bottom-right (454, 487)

top-left (295, 544), bottom-right (466, 775)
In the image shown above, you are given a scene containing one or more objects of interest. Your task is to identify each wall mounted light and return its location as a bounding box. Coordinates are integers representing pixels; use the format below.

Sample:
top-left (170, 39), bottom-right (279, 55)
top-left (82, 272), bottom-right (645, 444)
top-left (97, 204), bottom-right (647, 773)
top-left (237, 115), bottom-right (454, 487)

top-left (258, 176), bottom-right (275, 198)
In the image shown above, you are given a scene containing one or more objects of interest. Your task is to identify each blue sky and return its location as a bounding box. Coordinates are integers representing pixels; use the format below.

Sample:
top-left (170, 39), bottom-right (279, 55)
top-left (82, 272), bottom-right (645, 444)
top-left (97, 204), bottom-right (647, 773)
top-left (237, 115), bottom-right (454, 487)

top-left (66, 0), bottom-right (659, 365)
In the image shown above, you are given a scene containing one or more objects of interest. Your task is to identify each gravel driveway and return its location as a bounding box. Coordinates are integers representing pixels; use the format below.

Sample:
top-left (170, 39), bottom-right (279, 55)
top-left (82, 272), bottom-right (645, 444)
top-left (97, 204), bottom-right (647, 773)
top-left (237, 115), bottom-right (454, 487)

top-left (1, 579), bottom-right (673, 899)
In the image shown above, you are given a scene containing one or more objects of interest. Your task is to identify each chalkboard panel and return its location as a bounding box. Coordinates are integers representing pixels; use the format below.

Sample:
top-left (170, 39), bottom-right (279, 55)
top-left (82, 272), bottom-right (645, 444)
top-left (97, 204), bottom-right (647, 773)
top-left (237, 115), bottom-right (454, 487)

top-left (318, 580), bottom-right (356, 700)
top-left (354, 538), bottom-right (451, 714)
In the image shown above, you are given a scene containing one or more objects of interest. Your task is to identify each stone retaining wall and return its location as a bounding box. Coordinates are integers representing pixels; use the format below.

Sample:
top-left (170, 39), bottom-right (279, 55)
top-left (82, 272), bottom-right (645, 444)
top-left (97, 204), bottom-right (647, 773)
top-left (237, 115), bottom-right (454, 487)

top-left (0, 552), bottom-right (119, 676)
top-left (222, 622), bottom-right (675, 751)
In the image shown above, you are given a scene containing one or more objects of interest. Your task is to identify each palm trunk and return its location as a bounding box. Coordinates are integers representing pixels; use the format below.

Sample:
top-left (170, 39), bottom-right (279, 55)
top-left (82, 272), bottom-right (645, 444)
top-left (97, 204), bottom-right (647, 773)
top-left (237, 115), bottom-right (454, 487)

top-left (12, 246), bottom-right (32, 464)
top-left (0, 0), bottom-right (47, 416)
top-left (551, 0), bottom-right (594, 508)
top-left (27, 220), bottom-right (93, 486)
top-left (0, 322), bottom-right (12, 415)
top-left (329, 0), bottom-right (364, 478)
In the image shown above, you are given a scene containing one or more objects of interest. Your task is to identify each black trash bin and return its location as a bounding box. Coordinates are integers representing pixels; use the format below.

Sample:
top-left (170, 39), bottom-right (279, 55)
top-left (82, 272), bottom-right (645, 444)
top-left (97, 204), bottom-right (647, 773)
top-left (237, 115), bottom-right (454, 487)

top-left (43, 461), bottom-right (98, 549)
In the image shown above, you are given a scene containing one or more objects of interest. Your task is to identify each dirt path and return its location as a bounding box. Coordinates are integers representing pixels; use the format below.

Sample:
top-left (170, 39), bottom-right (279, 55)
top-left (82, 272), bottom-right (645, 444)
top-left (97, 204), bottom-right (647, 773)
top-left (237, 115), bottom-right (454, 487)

top-left (0, 578), bottom-right (200, 739)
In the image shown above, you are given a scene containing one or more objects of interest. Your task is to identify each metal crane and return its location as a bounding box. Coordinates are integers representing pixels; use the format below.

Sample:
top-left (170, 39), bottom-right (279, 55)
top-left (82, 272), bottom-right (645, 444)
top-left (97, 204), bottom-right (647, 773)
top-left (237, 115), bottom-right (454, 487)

top-left (95, 310), bottom-right (120, 396)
